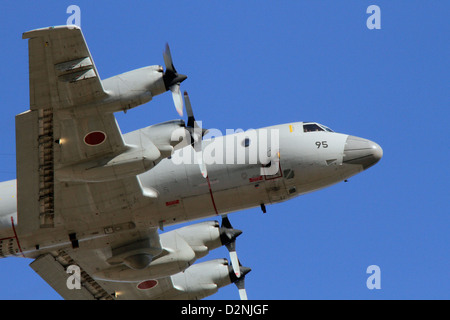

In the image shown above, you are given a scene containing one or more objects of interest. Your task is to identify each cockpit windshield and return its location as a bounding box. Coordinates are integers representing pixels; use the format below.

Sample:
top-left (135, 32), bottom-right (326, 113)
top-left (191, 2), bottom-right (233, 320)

top-left (303, 122), bottom-right (334, 133)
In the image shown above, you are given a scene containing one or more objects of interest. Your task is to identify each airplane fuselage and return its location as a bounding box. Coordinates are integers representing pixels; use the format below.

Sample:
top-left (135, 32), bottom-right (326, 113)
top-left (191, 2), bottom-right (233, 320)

top-left (0, 121), bottom-right (382, 259)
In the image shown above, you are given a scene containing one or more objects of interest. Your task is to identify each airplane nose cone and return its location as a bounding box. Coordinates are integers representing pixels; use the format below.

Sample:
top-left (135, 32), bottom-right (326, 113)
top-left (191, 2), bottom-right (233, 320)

top-left (343, 136), bottom-right (383, 170)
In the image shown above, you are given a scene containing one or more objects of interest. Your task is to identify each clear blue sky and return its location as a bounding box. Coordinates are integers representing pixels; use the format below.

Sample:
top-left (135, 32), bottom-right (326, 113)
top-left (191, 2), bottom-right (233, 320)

top-left (0, 1), bottom-right (448, 300)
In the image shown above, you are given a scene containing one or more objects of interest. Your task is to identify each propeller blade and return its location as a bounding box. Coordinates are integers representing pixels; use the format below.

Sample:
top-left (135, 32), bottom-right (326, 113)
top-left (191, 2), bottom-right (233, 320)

top-left (199, 158), bottom-right (208, 178)
top-left (183, 91), bottom-right (195, 127)
top-left (163, 43), bottom-right (176, 73)
top-left (228, 249), bottom-right (241, 278)
top-left (191, 132), bottom-right (207, 178)
top-left (236, 278), bottom-right (248, 300)
top-left (170, 84), bottom-right (184, 116)
top-left (221, 214), bottom-right (233, 229)
top-left (183, 91), bottom-right (208, 178)
top-left (195, 150), bottom-right (208, 178)
top-left (163, 44), bottom-right (187, 116)
top-left (239, 289), bottom-right (248, 300)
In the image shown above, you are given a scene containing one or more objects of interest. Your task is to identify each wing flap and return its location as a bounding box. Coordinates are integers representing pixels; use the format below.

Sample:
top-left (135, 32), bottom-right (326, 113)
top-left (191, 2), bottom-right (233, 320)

top-left (16, 110), bottom-right (41, 233)
top-left (55, 56), bottom-right (93, 72)
top-left (30, 253), bottom-right (110, 300)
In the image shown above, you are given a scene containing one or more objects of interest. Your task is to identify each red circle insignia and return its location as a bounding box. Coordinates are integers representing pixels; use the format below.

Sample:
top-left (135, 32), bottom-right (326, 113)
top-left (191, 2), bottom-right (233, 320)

top-left (84, 131), bottom-right (107, 146)
top-left (137, 280), bottom-right (158, 290)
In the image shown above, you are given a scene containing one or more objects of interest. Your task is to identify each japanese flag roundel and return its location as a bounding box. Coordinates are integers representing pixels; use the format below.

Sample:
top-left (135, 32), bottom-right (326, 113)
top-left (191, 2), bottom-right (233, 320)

top-left (84, 131), bottom-right (107, 146)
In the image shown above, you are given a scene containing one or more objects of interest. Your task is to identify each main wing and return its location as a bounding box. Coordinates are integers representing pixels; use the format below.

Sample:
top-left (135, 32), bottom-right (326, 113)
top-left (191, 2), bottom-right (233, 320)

top-left (18, 26), bottom-right (164, 299)
top-left (18, 25), bottom-right (157, 233)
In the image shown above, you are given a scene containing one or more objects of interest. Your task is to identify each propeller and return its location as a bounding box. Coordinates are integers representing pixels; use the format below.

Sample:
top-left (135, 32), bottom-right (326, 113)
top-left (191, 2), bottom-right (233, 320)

top-left (183, 91), bottom-right (208, 178)
top-left (221, 215), bottom-right (242, 278)
top-left (163, 43), bottom-right (187, 116)
top-left (222, 216), bottom-right (250, 300)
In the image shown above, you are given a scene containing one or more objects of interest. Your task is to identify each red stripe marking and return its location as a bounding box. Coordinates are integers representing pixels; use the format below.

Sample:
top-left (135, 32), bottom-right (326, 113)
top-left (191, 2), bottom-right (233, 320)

top-left (165, 199), bottom-right (180, 206)
top-left (249, 176), bottom-right (263, 183)
top-left (0, 236), bottom-right (15, 241)
top-left (11, 216), bottom-right (25, 257)
top-left (206, 175), bottom-right (219, 215)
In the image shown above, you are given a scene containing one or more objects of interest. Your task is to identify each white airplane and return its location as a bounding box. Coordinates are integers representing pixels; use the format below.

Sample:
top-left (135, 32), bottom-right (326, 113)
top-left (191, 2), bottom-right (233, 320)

top-left (0, 25), bottom-right (382, 300)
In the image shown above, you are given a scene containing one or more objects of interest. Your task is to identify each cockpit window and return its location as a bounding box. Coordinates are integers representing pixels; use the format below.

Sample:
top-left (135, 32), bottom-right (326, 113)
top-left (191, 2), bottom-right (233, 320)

top-left (303, 123), bottom-right (324, 132)
top-left (303, 122), bottom-right (334, 133)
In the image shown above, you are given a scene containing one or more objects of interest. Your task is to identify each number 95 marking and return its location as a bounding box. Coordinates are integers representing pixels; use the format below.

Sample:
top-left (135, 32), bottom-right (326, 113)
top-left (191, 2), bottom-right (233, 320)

top-left (315, 141), bottom-right (328, 148)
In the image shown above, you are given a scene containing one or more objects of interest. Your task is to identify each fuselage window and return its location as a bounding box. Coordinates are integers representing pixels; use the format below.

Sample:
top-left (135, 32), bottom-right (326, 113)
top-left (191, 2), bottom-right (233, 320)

top-left (303, 124), bottom-right (324, 132)
top-left (283, 169), bottom-right (295, 179)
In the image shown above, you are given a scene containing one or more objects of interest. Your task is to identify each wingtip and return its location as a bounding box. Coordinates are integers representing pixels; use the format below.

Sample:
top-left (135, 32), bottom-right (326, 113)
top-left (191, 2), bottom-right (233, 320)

top-left (23, 25), bottom-right (81, 39)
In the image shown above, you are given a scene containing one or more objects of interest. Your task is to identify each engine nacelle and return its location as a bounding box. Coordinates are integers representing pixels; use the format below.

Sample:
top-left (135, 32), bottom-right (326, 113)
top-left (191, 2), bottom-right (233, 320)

top-left (162, 259), bottom-right (235, 300)
top-left (101, 65), bottom-right (166, 112)
top-left (63, 119), bottom-right (189, 183)
top-left (168, 221), bottom-right (222, 259)
top-left (161, 220), bottom-right (242, 260)
top-left (123, 119), bottom-right (188, 160)
top-left (93, 231), bottom-right (195, 282)
top-left (93, 221), bottom-right (241, 282)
